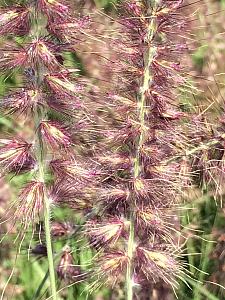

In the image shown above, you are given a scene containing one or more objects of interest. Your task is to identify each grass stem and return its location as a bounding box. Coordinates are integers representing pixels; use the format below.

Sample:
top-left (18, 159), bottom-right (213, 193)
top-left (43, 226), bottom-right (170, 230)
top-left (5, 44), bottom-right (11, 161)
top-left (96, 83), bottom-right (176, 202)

top-left (34, 108), bottom-right (58, 300)
top-left (125, 3), bottom-right (157, 299)
top-left (30, 4), bottom-right (58, 297)
top-left (126, 216), bottom-right (135, 300)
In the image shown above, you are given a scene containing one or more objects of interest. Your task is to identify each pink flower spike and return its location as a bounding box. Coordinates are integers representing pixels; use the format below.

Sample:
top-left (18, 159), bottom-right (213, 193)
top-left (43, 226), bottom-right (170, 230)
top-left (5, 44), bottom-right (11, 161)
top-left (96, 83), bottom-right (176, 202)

top-left (57, 246), bottom-right (83, 283)
top-left (36, 0), bottom-right (70, 20)
top-left (1, 88), bottom-right (42, 115)
top-left (0, 6), bottom-right (30, 35)
top-left (39, 121), bottom-right (71, 150)
top-left (0, 138), bottom-right (34, 174)
top-left (26, 38), bottom-right (60, 71)
top-left (86, 218), bottom-right (125, 249)
top-left (15, 181), bottom-right (45, 230)
top-left (0, 45), bottom-right (28, 71)
top-left (47, 16), bottom-right (91, 42)
top-left (50, 159), bottom-right (99, 182)
top-left (44, 72), bottom-right (82, 97)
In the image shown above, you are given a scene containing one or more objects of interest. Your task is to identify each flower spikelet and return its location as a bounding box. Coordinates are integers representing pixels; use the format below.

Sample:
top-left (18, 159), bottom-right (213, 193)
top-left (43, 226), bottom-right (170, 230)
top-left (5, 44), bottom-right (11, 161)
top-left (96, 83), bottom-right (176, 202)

top-left (49, 179), bottom-right (93, 210)
top-left (15, 181), bottom-right (45, 230)
top-left (37, 0), bottom-right (70, 20)
top-left (47, 16), bottom-right (91, 42)
top-left (44, 72), bottom-right (82, 97)
top-left (93, 252), bottom-right (129, 288)
top-left (26, 38), bottom-right (61, 71)
top-left (0, 138), bottom-right (34, 174)
top-left (51, 222), bottom-right (75, 238)
top-left (0, 6), bottom-right (30, 35)
top-left (0, 44), bottom-right (28, 71)
top-left (136, 246), bottom-right (181, 288)
top-left (57, 246), bottom-right (83, 283)
top-left (1, 88), bottom-right (42, 115)
top-left (50, 159), bottom-right (99, 182)
top-left (39, 121), bottom-right (71, 149)
top-left (86, 218), bottom-right (125, 249)
top-left (136, 207), bottom-right (174, 241)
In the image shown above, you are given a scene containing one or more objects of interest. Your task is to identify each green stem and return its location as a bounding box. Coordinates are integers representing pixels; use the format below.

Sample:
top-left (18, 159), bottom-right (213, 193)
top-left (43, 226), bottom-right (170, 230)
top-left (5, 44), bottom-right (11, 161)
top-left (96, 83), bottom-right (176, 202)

top-left (44, 195), bottom-right (58, 300)
top-left (126, 217), bottom-right (135, 300)
top-left (34, 110), bottom-right (58, 300)
top-left (31, 5), bottom-right (58, 299)
top-left (125, 3), bottom-right (157, 300)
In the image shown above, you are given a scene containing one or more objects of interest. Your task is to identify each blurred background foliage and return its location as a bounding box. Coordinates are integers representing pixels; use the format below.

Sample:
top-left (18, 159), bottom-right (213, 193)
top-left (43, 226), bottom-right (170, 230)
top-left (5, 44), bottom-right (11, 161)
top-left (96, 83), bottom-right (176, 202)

top-left (0, 0), bottom-right (225, 299)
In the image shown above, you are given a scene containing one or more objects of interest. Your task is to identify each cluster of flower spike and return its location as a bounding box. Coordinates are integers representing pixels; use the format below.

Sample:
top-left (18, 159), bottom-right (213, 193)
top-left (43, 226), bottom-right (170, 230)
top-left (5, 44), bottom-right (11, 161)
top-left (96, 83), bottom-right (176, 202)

top-left (0, 0), bottom-right (93, 284)
top-left (0, 0), bottom-right (200, 298)
top-left (79, 0), bottom-right (190, 295)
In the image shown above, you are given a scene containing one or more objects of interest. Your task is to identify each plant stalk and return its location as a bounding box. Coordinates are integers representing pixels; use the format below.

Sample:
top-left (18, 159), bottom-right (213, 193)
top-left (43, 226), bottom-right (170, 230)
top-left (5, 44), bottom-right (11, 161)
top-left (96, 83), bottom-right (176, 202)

top-left (126, 216), bottom-right (135, 300)
top-left (34, 109), bottom-right (58, 300)
top-left (125, 3), bottom-right (157, 299)
top-left (31, 5), bottom-right (58, 299)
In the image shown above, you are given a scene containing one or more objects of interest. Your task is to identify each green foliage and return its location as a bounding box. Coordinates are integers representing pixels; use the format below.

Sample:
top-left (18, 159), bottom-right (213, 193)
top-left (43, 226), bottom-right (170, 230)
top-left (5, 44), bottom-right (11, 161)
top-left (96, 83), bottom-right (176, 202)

top-left (94, 0), bottom-right (118, 10)
top-left (192, 46), bottom-right (208, 73)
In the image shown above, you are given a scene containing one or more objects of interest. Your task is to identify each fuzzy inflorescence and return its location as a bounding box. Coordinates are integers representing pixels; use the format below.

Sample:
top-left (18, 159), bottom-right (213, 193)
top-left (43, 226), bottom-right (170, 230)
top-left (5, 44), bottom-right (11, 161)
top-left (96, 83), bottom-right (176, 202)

top-left (76, 0), bottom-right (192, 297)
top-left (0, 0), bottom-right (93, 227)
top-left (2, 0), bottom-right (219, 299)
top-left (0, 0), bottom-right (95, 298)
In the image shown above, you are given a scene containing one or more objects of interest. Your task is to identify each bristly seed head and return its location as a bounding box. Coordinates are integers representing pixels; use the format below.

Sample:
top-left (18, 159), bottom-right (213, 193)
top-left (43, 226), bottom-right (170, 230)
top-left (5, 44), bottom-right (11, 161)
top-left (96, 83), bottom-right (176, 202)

top-left (57, 246), bottom-right (83, 283)
top-left (15, 181), bottom-right (45, 231)
top-left (0, 6), bottom-right (30, 35)
top-left (94, 251), bottom-right (129, 286)
top-left (26, 38), bottom-right (61, 71)
top-left (1, 88), bottom-right (42, 115)
top-left (0, 138), bottom-right (34, 174)
top-left (39, 120), bottom-right (71, 150)
top-left (0, 45), bottom-right (28, 71)
top-left (86, 218), bottom-right (125, 249)
top-left (36, 0), bottom-right (70, 20)
top-left (136, 246), bottom-right (181, 288)
top-left (85, 0), bottom-right (189, 293)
